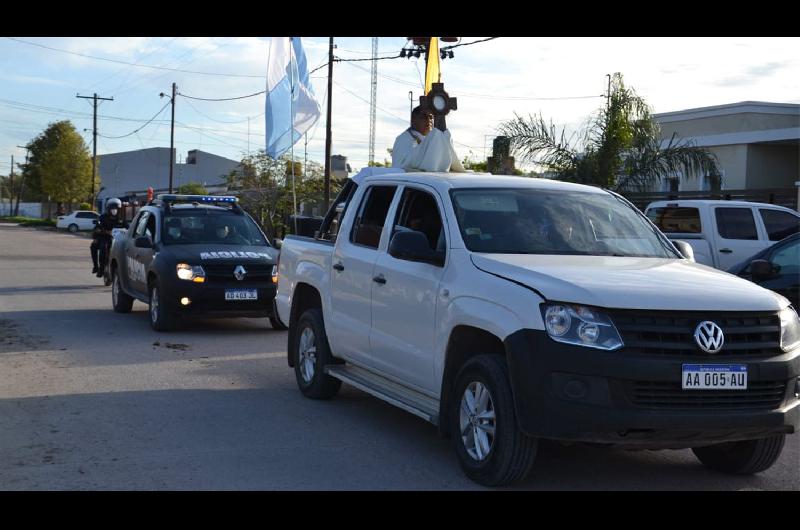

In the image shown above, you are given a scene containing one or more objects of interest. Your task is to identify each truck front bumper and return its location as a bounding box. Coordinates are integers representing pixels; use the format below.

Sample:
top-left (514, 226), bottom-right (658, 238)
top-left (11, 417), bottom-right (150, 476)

top-left (504, 330), bottom-right (800, 448)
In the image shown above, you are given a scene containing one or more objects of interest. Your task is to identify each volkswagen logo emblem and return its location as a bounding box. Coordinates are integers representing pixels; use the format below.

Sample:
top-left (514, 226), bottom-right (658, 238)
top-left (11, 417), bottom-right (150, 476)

top-left (694, 321), bottom-right (724, 353)
top-left (234, 265), bottom-right (247, 281)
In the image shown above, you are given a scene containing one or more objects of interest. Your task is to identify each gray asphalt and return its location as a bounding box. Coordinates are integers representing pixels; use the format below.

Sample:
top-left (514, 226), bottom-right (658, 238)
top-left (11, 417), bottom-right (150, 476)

top-left (0, 223), bottom-right (797, 490)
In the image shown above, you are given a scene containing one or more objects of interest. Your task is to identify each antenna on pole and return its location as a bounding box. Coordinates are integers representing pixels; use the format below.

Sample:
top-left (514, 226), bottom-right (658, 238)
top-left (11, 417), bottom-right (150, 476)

top-left (368, 37), bottom-right (378, 166)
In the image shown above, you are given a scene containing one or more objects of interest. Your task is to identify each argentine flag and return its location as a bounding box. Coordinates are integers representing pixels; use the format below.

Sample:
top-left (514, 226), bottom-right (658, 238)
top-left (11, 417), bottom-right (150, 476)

top-left (265, 37), bottom-right (321, 159)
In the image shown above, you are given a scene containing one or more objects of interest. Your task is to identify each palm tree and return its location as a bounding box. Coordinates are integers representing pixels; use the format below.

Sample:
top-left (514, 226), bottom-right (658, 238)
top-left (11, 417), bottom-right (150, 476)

top-left (499, 73), bottom-right (720, 192)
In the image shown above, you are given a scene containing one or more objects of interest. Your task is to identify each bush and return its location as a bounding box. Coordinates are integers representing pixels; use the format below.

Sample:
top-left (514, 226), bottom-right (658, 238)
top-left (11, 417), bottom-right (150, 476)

top-left (0, 216), bottom-right (56, 227)
top-left (78, 202), bottom-right (92, 211)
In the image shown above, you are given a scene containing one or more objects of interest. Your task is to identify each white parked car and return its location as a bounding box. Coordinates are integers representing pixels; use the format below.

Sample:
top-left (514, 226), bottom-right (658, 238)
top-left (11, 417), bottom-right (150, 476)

top-left (276, 169), bottom-right (799, 486)
top-left (645, 200), bottom-right (800, 270)
top-left (56, 210), bottom-right (99, 232)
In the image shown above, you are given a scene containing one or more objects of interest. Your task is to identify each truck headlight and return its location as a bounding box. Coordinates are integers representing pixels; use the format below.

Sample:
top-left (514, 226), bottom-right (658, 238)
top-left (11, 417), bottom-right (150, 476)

top-left (779, 306), bottom-right (800, 352)
top-left (542, 303), bottom-right (624, 351)
top-left (176, 263), bottom-right (206, 283)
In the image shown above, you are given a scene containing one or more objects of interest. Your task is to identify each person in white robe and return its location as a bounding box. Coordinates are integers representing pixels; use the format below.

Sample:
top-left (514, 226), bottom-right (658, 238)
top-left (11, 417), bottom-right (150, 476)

top-left (391, 106), bottom-right (465, 173)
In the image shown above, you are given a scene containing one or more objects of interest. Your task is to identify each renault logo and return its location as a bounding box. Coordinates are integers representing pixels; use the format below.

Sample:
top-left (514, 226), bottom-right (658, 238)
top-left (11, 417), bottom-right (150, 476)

top-left (694, 321), bottom-right (724, 353)
top-left (234, 265), bottom-right (247, 281)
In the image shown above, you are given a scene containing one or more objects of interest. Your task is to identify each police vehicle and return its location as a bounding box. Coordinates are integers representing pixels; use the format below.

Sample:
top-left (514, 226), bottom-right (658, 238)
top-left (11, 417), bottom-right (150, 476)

top-left (108, 194), bottom-right (286, 331)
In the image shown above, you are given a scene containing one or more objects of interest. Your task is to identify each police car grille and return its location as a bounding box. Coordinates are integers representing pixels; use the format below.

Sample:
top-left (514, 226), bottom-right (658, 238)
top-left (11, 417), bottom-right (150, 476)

top-left (609, 310), bottom-right (781, 357)
top-left (203, 263), bottom-right (273, 283)
top-left (626, 380), bottom-right (787, 410)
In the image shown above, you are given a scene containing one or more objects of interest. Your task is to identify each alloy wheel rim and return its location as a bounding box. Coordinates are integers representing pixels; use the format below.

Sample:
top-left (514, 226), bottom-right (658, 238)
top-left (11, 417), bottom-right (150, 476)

top-left (459, 381), bottom-right (496, 462)
top-left (150, 288), bottom-right (158, 323)
top-left (298, 326), bottom-right (316, 383)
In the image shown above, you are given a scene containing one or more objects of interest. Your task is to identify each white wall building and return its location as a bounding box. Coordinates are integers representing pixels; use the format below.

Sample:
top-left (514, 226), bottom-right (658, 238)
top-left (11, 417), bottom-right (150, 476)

top-left (96, 148), bottom-right (241, 203)
top-left (653, 101), bottom-right (799, 192)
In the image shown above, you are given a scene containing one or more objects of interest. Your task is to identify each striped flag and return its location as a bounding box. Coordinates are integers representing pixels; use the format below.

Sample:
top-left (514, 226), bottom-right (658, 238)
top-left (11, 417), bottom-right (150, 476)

top-left (265, 37), bottom-right (321, 159)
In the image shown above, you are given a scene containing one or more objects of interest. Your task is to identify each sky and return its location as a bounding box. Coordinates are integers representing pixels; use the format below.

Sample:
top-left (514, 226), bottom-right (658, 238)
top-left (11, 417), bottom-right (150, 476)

top-left (1, 36), bottom-right (798, 179)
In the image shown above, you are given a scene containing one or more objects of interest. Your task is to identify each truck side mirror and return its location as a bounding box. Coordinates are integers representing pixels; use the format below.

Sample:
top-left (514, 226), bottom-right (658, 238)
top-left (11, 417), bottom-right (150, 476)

top-left (750, 259), bottom-right (778, 280)
top-left (672, 240), bottom-right (695, 262)
top-left (388, 230), bottom-right (443, 267)
top-left (273, 238), bottom-right (283, 250)
top-left (134, 236), bottom-right (153, 249)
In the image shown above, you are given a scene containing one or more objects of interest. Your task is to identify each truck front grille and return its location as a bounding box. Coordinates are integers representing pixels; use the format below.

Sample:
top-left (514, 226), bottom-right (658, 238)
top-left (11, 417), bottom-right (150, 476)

top-left (609, 310), bottom-right (781, 357)
top-left (627, 380), bottom-right (787, 410)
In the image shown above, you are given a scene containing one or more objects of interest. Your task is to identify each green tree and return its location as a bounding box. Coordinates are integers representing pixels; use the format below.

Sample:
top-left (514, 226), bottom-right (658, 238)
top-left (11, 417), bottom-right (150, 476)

top-left (177, 182), bottom-right (208, 195)
top-left (499, 73), bottom-right (720, 191)
top-left (26, 121), bottom-right (95, 214)
top-left (226, 151), bottom-right (341, 240)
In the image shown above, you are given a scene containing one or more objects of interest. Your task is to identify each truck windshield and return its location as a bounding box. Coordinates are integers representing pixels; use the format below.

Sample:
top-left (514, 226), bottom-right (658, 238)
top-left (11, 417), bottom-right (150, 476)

top-left (451, 188), bottom-right (678, 258)
top-left (162, 211), bottom-right (267, 246)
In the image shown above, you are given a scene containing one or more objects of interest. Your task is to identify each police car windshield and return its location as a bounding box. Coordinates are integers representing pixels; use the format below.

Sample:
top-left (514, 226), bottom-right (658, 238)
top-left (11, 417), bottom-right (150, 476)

top-left (163, 210), bottom-right (267, 246)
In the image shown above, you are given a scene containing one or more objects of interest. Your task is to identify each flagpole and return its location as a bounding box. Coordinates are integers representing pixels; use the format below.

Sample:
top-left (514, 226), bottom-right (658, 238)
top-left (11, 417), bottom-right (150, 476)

top-left (290, 38), bottom-right (298, 235)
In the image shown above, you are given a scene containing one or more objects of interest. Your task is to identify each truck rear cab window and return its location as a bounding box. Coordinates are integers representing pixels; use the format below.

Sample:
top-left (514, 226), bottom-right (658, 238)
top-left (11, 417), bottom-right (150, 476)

top-left (393, 188), bottom-right (445, 254)
top-left (715, 207), bottom-right (757, 240)
top-left (318, 180), bottom-right (357, 242)
top-left (760, 209), bottom-right (800, 241)
top-left (350, 185), bottom-right (397, 249)
top-left (646, 207), bottom-right (702, 233)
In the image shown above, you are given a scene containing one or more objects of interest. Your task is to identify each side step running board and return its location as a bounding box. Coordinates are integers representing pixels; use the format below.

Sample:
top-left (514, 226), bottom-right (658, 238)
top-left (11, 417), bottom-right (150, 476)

top-left (325, 364), bottom-right (440, 425)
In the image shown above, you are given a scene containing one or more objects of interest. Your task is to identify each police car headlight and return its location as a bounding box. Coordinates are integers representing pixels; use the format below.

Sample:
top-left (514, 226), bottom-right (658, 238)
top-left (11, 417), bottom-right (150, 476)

top-left (541, 303), bottom-right (624, 351)
top-left (177, 263), bottom-right (206, 282)
top-left (779, 306), bottom-right (800, 352)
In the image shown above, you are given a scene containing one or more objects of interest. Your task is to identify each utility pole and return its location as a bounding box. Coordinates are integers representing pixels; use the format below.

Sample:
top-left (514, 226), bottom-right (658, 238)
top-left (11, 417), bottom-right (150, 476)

top-left (77, 93), bottom-right (113, 203)
top-left (408, 91), bottom-right (413, 116)
top-left (368, 37), bottom-right (378, 166)
top-left (323, 37), bottom-right (334, 210)
top-left (169, 82), bottom-right (176, 193)
top-left (15, 145), bottom-right (30, 216)
top-left (606, 73), bottom-right (612, 109)
top-left (8, 155), bottom-right (13, 217)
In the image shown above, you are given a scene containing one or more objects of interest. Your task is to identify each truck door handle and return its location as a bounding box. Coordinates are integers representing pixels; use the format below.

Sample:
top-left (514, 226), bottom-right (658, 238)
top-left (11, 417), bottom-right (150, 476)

top-left (372, 274), bottom-right (386, 285)
top-left (719, 248), bottom-right (733, 254)
top-left (333, 262), bottom-right (344, 272)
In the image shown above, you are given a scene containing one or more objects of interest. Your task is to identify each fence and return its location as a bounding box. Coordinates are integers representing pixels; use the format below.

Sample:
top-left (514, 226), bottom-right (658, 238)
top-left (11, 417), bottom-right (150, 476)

top-left (621, 188), bottom-right (798, 212)
top-left (0, 200), bottom-right (42, 218)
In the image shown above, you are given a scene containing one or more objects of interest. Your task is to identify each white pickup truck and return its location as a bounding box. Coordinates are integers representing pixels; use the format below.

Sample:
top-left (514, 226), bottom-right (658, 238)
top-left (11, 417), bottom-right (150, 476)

top-left (645, 200), bottom-right (800, 270)
top-left (276, 169), bottom-right (800, 486)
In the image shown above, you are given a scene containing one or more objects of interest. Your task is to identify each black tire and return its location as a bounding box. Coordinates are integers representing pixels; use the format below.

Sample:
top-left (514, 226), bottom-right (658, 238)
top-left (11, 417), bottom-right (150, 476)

top-left (68, 223), bottom-right (79, 233)
top-left (111, 268), bottom-right (134, 313)
top-left (450, 354), bottom-right (537, 487)
top-left (291, 308), bottom-right (341, 399)
top-left (148, 281), bottom-right (175, 331)
top-left (692, 435), bottom-right (786, 475)
top-left (269, 300), bottom-right (288, 330)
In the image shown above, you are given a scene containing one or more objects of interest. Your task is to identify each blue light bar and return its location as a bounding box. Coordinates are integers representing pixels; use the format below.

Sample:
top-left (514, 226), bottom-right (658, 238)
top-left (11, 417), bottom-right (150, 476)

top-left (157, 194), bottom-right (238, 203)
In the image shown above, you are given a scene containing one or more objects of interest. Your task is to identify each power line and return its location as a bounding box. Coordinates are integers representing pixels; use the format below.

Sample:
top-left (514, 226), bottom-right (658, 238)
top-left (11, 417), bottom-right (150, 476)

top-left (178, 90), bottom-right (265, 101)
top-left (5, 37), bottom-right (266, 79)
top-left (440, 37), bottom-right (499, 50)
top-left (97, 100), bottom-right (171, 139)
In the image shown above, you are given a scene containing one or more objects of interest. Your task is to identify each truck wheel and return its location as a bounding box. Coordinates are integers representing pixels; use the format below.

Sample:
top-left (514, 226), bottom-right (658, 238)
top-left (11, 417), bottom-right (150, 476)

top-left (292, 308), bottom-right (341, 399)
top-left (450, 355), bottom-right (537, 486)
top-left (68, 223), bottom-right (79, 233)
top-left (149, 281), bottom-right (175, 331)
top-left (111, 269), bottom-right (134, 313)
top-left (269, 300), bottom-right (288, 330)
top-left (692, 434), bottom-right (786, 474)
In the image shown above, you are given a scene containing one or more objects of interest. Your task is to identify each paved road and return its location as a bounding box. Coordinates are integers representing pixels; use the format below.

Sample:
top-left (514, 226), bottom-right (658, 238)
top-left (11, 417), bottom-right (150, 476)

top-left (0, 223), bottom-right (797, 490)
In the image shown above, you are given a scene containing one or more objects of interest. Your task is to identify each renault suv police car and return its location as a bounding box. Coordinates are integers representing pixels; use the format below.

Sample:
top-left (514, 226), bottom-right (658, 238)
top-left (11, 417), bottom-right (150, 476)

top-left (109, 194), bottom-right (284, 331)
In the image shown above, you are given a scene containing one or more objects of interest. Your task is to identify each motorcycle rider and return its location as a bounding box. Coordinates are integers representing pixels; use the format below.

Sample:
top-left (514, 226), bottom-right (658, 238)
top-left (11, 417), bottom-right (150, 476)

top-left (91, 198), bottom-right (125, 277)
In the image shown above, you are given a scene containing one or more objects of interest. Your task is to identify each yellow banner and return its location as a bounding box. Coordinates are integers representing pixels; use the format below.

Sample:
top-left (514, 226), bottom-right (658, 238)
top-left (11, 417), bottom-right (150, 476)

top-left (424, 37), bottom-right (440, 95)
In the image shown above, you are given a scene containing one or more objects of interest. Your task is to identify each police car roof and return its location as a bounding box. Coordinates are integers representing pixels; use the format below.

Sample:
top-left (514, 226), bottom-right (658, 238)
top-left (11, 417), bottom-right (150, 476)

top-left (169, 203), bottom-right (233, 212)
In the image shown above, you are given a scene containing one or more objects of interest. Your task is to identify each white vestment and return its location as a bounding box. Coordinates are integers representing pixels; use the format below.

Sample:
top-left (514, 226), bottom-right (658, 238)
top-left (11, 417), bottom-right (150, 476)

top-left (391, 128), bottom-right (465, 173)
